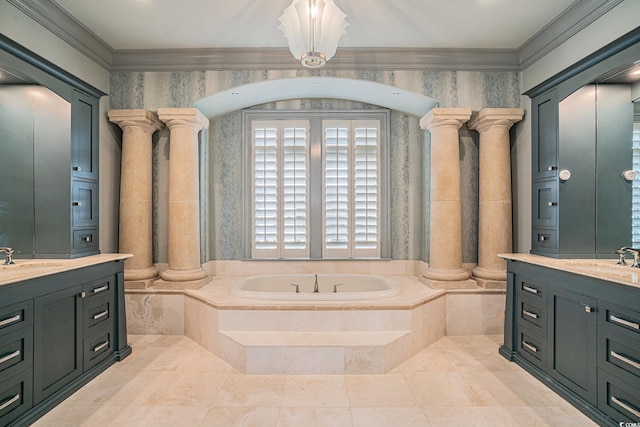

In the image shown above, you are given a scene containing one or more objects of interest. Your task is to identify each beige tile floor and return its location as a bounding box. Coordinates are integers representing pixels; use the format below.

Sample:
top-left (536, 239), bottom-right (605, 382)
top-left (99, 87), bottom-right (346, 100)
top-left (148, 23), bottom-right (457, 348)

top-left (34, 334), bottom-right (597, 426)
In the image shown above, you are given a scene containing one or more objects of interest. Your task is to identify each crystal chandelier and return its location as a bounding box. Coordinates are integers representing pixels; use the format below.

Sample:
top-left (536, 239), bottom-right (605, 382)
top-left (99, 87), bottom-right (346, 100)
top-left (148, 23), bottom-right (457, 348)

top-left (278, 0), bottom-right (349, 68)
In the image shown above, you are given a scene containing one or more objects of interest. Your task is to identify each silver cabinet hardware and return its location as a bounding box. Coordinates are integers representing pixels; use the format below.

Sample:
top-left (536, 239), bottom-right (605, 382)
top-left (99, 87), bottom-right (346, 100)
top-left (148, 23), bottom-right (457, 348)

top-left (610, 315), bottom-right (640, 330)
top-left (547, 166), bottom-right (558, 171)
top-left (289, 283), bottom-right (300, 293)
top-left (610, 350), bottom-right (640, 370)
top-left (72, 201), bottom-right (82, 206)
top-left (547, 202), bottom-right (558, 207)
top-left (539, 235), bottom-right (548, 241)
top-left (81, 236), bottom-right (92, 242)
top-left (0, 350), bottom-right (20, 365)
top-left (522, 341), bottom-right (538, 353)
top-left (611, 396), bottom-right (640, 419)
top-left (72, 166), bottom-right (82, 171)
top-left (0, 314), bottom-right (21, 328)
top-left (0, 393), bottom-right (20, 412)
top-left (93, 340), bottom-right (109, 353)
top-left (622, 170), bottom-right (636, 181)
top-left (79, 292), bottom-right (86, 299)
top-left (523, 309), bottom-right (539, 319)
top-left (584, 305), bottom-right (594, 313)
top-left (522, 285), bottom-right (539, 295)
top-left (93, 310), bottom-right (109, 321)
top-left (92, 285), bottom-right (109, 294)
top-left (559, 169), bottom-right (571, 181)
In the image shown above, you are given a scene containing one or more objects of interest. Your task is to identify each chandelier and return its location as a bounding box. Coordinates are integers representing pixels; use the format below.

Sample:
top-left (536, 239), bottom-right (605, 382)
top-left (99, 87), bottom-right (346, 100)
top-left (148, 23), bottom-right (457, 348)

top-left (278, 0), bottom-right (349, 68)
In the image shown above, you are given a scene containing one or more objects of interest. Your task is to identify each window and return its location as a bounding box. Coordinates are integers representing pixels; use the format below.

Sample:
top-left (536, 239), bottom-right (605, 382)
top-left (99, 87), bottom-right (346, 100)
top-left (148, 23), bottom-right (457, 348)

top-left (244, 111), bottom-right (389, 259)
top-left (632, 122), bottom-right (640, 246)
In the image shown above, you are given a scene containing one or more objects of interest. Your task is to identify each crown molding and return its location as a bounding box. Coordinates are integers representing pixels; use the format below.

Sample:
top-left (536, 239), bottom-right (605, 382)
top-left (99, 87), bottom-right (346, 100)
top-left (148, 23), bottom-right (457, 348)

top-left (7, 0), bottom-right (113, 69)
top-left (110, 47), bottom-right (520, 72)
top-left (7, 0), bottom-right (624, 73)
top-left (517, 0), bottom-right (625, 69)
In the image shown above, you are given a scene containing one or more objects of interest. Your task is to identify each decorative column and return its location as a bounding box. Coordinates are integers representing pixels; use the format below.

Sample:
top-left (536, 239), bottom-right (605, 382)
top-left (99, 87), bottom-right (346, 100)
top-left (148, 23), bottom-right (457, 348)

top-left (468, 108), bottom-right (524, 288)
top-left (420, 108), bottom-right (476, 289)
top-left (155, 108), bottom-right (209, 289)
top-left (108, 109), bottom-right (164, 289)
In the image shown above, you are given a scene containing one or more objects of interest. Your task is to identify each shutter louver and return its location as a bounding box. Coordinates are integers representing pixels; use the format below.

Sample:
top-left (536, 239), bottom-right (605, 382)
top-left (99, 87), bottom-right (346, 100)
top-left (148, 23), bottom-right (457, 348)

top-left (325, 125), bottom-right (350, 253)
top-left (283, 126), bottom-right (308, 253)
top-left (254, 126), bottom-right (278, 252)
top-left (354, 125), bottom-right (378, 252)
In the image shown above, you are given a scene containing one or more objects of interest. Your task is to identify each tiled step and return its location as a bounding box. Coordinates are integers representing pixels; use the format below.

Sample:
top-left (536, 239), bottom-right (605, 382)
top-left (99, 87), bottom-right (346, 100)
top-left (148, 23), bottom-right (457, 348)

top-left (219, 330), bottom-right (412, 374)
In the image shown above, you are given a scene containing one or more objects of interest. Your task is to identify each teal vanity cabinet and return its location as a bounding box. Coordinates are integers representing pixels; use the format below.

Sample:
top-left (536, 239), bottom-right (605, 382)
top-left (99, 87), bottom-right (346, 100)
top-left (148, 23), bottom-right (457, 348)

top-left (0, 257), bottom-right (130, 426)
top-left (0, 35), bottom-right (103, 259)
top-left (502, 257), bottom-right (640, 426)
top-left (526, 28), bottom-right (640, 259)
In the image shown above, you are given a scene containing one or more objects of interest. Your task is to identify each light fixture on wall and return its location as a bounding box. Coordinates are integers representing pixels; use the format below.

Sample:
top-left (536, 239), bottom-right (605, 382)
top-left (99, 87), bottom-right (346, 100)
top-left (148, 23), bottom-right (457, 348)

top-left (278, 0), bottom-right (349, 68)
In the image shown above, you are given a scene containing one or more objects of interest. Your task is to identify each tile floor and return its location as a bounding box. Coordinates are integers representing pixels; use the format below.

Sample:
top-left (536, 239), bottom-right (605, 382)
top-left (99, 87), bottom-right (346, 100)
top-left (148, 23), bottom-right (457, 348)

top-left (34, 334), bottom-right (596, 426)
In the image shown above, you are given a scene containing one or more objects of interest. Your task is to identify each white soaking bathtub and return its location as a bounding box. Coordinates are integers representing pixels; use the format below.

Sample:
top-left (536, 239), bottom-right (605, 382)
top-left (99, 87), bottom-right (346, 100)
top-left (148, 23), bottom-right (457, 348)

top-left (231, 274), bottom-right (401, 301)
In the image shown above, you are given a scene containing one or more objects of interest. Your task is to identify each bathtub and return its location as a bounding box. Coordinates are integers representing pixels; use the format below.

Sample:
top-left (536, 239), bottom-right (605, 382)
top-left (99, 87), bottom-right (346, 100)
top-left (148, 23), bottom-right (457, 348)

top-left (231, 274), bottom-right (401, 301)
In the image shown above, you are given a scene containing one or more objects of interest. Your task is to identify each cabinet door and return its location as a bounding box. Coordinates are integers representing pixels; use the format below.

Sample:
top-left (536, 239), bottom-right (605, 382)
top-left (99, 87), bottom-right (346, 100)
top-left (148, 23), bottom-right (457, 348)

top-left (33, 285), bottom-right (83, 404)
top-left (532, 89), bottom-right (559, 180)
top-left (548, 286), bottom-right (597, 404)
top-left (71, 91), bottom-right (98, 180)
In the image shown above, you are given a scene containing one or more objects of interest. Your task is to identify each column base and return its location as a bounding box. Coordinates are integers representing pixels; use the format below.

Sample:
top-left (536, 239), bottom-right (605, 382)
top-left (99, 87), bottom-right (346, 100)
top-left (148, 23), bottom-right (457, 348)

top-left (420, 277), bottom-right (478, 290)
top-left (155, 268), bottom-right (210, 289)
top-left (472, 277), bottom-right (506, 290)
top-left (422, 267), bottom-right (470, 282)
top-left (124, 266), bottom-right (159, 289)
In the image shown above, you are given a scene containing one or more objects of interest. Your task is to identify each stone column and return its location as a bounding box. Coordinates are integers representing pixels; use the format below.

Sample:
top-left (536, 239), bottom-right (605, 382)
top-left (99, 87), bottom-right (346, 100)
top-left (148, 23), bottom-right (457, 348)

top-left (468, 108), bottom-right (524, 288)
top-left (420, 108), bottom-right (476, 289)
top-left (155, 108), bottom-right (209, 289)
top-left (108, 109), bottom-right (164, 289)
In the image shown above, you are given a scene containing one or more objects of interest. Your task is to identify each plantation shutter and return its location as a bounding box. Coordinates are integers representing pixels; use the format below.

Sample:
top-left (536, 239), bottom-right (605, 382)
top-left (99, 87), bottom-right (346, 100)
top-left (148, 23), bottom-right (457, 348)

top-left (252, 121), bottom-right (309, 258)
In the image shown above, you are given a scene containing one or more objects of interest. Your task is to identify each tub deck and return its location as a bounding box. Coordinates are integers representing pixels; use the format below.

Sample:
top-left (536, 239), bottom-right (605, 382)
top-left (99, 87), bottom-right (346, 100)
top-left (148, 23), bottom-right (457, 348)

top-left (180, 276), bottom-right (446, 374)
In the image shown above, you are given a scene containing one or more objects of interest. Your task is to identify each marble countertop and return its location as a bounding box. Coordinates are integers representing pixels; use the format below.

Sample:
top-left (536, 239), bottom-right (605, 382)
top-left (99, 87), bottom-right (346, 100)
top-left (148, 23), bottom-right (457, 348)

top-left (0, 253), bottom-right (131, 287)
top-left (500, 253), bottom-right (640, 289)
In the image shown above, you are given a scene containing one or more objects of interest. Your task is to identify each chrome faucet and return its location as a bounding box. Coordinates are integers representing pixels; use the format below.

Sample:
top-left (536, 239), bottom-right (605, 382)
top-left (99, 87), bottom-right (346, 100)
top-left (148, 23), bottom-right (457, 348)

top-left (616, 247), bottom-right (628, 265)
top-left (313, 274), bottom-right (319, 293)
top-left (0, 247), bottom-right (15, 265)
top-left (620, 247), bottom-right (640, 268)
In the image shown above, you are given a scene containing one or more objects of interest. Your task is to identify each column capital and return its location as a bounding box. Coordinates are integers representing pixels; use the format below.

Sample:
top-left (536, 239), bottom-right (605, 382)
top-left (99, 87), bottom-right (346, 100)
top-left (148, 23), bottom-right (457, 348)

top-left (468, 108), bottom-right (524, 132)
top-left (158, 108), bottom-right (209, 131)
top-left (420, 108), bottom-right (472, 131)
top-left (108, 109), bottom-right (164, 134)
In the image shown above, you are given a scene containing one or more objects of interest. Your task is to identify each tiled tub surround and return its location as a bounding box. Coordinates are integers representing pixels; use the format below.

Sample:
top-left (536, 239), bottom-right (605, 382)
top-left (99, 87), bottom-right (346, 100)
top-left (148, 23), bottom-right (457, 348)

top-left (125, 261), bottom-right (506, 374)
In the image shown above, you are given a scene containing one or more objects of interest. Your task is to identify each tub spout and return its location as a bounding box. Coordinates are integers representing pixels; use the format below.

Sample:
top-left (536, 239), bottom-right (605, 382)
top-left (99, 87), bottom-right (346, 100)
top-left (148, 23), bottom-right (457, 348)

top-left (313, 274), bottom-right (319, 293)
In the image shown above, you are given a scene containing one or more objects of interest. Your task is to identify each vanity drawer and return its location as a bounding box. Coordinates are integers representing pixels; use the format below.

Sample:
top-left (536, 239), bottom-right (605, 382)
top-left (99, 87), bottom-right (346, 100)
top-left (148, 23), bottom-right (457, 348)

top-left (0, 301), bottom-right (33, 338)
top-left (531, 227), bottom-right (558, 251)
top-left (517, 277), bottom-right (547, 303)
top-left (599, 302), bottom-right (640, 338)
top-left (598, 327), bottom-right (640, 381)
top-left (0, 328), bottom-right (33, 383)
top-left (597, 369), bottom-right (640, 423)
top-left (517, 326), bottom-right (546, 370)
top-left (517, 300), bottom-right (546, 332)
top-left (73, 228), bottom-right (98, 252)
top-left (83, 276), bottom-right (114, 303)
top-left (0, 369), bottom-right (32, 426)
top-left (84, 296), bottom-right (114, 335)
top-left (84, 327), bottom-right (114, 370)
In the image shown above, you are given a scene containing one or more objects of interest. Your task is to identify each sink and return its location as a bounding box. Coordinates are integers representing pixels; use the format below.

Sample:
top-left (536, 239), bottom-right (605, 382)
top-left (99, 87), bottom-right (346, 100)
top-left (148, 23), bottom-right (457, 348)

top-left (0, 261), bottom-right (63, 272)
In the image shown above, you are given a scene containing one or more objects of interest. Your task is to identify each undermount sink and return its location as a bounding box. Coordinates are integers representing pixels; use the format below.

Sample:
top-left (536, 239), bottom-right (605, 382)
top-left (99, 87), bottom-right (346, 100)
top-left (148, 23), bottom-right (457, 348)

top-left (0, 261), bottom-right (63, 271)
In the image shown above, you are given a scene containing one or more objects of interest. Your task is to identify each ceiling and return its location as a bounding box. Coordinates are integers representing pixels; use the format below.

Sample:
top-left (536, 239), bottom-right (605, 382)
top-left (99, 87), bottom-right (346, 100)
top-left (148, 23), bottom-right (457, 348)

top-left (52, 0), bottom-right (578, 51)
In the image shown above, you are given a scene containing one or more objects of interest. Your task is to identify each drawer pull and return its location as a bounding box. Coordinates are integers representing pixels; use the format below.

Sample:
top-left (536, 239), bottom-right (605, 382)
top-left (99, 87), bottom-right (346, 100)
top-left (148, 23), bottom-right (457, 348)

top-left (610, 315), bottom-right (640, 330)
top-left (0, 350), bottom-right (20, 365)
top-left (0, 314), bottom-right (21, 328)
top-left (72, 166), bottom-right (82, 171)
top-left (93, 340), bottom-right (109, 353)
top-left (522, 340), bottom-right (538, 353)
top-left (72, 201), bottom-right (82, 206)
top-left (81, 235), bottom-right (92, 242)
top-left (0, 393), bottom-right (20, 412)
top-left (611, 395), bottom-right (640, 419)
top-left (611, 350), bottom-right (640, 370)
top-left (523, 309), bottom-right (539, 319)
top-left (547, 202), bottom-right (557, 207)
top-left (547, 166), bottom-right (558, 171)
top-left (92, 285), bottom-right (109, 294)
top-left (522, 285), bottom-right (539, 295)
top-left (93, 310), bottom-right (109, 321)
